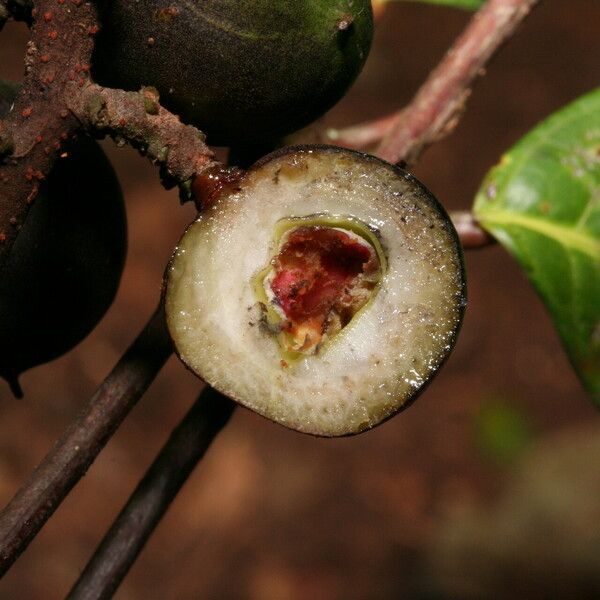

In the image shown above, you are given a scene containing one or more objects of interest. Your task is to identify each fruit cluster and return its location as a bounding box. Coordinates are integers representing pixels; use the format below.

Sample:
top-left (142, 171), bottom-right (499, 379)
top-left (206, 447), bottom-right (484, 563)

top-left (2, 2), bottom-right (465, 436)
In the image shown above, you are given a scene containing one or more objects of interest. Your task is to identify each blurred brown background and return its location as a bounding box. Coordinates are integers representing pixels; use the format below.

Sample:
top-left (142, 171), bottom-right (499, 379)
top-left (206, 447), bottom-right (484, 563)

top-left (1, 1), bottom-right (599, 598)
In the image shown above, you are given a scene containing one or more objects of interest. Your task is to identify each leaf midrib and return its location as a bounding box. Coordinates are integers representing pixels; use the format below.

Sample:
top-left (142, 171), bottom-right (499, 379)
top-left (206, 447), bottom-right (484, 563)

top-left (480, 210), bottom-right (600, 259)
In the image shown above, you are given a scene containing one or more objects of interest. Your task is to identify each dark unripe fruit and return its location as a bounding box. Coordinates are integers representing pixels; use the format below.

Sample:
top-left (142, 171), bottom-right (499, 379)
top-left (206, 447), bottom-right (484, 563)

top-left (0, 81), bottom-right (15, 116)
top-left (166, 146), bottom-right (466, 436)
top-left (0, 82), bottom-right (127, 397)
top-left (93, 0), bottom-right (373, 145)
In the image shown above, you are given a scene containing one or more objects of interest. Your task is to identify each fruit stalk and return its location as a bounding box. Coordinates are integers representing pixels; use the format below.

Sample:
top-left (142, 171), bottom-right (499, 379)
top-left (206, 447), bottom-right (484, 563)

top-left (66, 388), bottom-right (235, 600)
top-left (0, 306), bottom-right (172, 576)
top-left (69, 84), bottom-right (217, 198)
top-left (451, 211), bottom-right (495, 249)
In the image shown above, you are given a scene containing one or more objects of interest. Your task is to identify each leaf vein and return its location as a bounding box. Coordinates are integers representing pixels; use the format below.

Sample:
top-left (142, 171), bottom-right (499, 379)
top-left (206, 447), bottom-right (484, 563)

top-left (481, 210), bottom-right (600, 259)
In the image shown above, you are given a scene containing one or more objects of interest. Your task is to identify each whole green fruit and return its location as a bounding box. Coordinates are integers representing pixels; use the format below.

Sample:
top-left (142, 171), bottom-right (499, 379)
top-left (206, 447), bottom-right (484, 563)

top-left (0, 82), bottom-right (127, 397)
top-left (93, 0), bottom-right (373, 145)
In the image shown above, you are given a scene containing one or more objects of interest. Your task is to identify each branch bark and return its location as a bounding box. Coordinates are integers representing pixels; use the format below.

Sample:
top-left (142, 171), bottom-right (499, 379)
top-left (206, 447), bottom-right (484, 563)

top-left (66, 388), bottom-right (235, 600)
top-left (0, 0), bottom-right (98, 266)
top-left (0, 306), bottom-right (172, 577)
top-left (0, 1), bottom-right (217, 267)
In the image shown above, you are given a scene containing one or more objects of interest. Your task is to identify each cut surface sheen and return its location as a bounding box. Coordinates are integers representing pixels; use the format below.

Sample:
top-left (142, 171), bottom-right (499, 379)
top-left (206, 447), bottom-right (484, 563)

top-left (166, 146), bottom-right (466, 436)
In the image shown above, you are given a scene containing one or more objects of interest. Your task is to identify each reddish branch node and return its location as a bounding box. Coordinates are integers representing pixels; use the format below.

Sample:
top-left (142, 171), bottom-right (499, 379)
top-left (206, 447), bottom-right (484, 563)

top-left (191, 164), bottom-right (245, 211)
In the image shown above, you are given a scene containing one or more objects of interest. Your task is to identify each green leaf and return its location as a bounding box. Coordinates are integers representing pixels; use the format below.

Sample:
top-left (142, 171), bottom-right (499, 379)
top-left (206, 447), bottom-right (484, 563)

top-left (474, 88), bottom-right (600, 404)
top-left (379, 0), bottom-right (484, 10)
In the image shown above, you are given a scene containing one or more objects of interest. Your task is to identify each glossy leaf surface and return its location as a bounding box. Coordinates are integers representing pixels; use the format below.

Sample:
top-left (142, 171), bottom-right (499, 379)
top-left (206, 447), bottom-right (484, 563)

top-left (474, 89), bottom-right (600, 403)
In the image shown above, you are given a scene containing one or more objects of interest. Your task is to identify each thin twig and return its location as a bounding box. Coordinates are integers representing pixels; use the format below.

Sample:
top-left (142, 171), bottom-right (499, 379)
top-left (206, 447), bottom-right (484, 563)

top-left (0, 305), bottom-right (172, 577)
top-left (66, 388), bottom-right (235, 600)
top-left (451, 210), bottom-right (495, 249)
top-left (377, 0), bottom-right (541, 163)
top-left (326, 112), bottom-right (404, 150)
top-left (330, 0), bottom-right (540, 164)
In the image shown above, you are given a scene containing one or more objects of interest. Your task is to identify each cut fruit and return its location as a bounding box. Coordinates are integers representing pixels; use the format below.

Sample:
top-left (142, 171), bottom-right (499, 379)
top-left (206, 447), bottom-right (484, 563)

top-left (165, 146), bottom-right (466, 436)
top-left (254, 219), bottom-right (384, 358)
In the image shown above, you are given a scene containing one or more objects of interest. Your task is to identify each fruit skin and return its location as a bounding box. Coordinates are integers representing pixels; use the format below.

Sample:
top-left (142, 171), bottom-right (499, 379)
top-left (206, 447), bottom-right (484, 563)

top-left (93, 0), bottom-right (373, 145)
top-left (166, 145), bottom-right (466, 436)
top-left (0, 82), bottom-right (127, 396)
top-left (0, 81), bottom-right (16, 117)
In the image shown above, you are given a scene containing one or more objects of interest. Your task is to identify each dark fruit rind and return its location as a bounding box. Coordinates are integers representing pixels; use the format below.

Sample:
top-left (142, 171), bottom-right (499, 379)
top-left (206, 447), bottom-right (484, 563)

top-left (166, 146), bottom-right (465, 436)
top-left (0, 80), bottom-right (17, 116)
top-left (93, 0), bottom-right (373, 145)
top-left (0, 82), bottom-right (127, 395)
